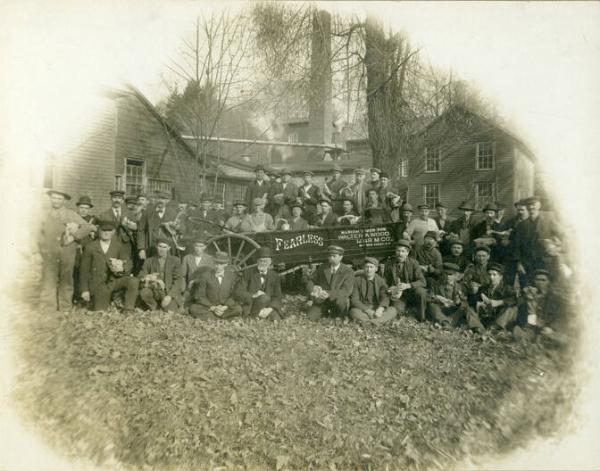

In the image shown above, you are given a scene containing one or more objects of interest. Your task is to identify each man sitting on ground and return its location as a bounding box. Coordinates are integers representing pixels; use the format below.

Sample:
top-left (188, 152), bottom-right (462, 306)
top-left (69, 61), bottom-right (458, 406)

top-left (239, 247), bottom-right (283, 321)
top-left (463, 245), bottom-right (492, 305)
top-left (188, 251), bottom-right (244, 320)
top-left (414, 230), bottom-right (443, 286)
top-left (426, 262), bottom-right (466, 327)
top-left (305, 245), bottom-right (354, 321)
top-left (350, 257), bottom-right (397, 325)
top-left (443, 240), bottom-right (469, 273)
top-left (138, 237), bottom-right (183, 313)
top-left (79, 220), bottom-right (139, 312)
top-left (383, 239), bottom-right (427, 321)
top-left (466, 262), bottom-right (517, 333)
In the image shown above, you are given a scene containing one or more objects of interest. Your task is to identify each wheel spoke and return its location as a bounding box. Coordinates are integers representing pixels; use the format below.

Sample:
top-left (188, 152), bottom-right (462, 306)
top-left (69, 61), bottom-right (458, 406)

top-left (237, 247), bottom-right (258, 267)
top-left (235, 240), bottom-right (245, 263)
top-left (212, 240), bottom-right (221, 253)
top-left (227, 237), bottom-right (232, 260)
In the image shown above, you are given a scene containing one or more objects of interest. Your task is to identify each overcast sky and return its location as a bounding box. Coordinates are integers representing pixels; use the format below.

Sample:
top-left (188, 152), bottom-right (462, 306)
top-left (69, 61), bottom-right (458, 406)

top-left (1, 1), bottom-right (600, 469)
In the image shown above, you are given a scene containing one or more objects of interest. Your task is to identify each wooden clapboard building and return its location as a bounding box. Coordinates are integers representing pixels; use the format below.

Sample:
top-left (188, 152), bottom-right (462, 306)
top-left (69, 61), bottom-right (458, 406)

top-left (42, 85), bottom-right (253, 213)
top-left (400, 105), bottom-right (536, 216)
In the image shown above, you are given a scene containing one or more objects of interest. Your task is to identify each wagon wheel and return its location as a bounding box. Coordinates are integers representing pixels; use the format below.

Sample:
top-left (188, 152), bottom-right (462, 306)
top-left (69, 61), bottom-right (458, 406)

top-left (206, 233), bottom-right (261, 272)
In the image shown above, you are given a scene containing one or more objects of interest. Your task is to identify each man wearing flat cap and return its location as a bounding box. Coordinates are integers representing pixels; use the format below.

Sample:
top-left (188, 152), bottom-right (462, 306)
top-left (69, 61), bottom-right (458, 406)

top-left (181, 237), bottom-right (214, 300)
top-left (306, 245), bottom-right (354, 321)
top-left (99, 191), bottom-right (137, 251)
top-left (267, 168), bottom-right (298, 222)
top-left (38, 189), bottom-right (94, 311)
top-left (138, 237), bottom-right (183, 313)
top-left (313, 198), bottom-right (338, 227)
top-left (443, 240), bottom-right (469, 273)
top-left (465, 262), bottom-right (517, 333)
top-left (189, 251), bottom-right (244, 320)
top-left (350, 257), bottom-right (397, 325)
top-left (137, 190), bottom-right (179, 259)
top-left (414, 230), bottom-right (443, 285)
top-left (298, 170), bottom-right (321, 225)
top-left (239, 246), bottom-right (283, 320)
top-left (79, 220), bottom-right (139, 312)
top-left (463, 245), bottom-right (492, 306)
top-left (286, 201), bottom-right (309, 231)
top-left (382, 240), bottom-right (428, 321)
top-left (349, 168), bottom-right (368, 215)
top-left (322, 164), bottom-right (348, 214)
top-left (245, 164), bottom-right (271, 209)
top-left (224, 201), bottom-right (248, 233)
top-left (426, 263), bottom-right (467, 326)
top-left (405, 203), bottom-right (439, 249)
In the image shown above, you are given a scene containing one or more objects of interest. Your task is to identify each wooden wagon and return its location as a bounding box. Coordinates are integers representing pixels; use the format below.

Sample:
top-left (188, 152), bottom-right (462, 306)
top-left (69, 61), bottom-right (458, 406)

top-left (193, 223), bottom-right (399, 273)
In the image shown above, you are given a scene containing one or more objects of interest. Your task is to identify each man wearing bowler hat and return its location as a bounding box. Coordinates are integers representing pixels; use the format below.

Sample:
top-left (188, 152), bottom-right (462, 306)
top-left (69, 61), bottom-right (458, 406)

top-left (239, 246), bottom-right (283, 320)
top-left (306, 245), bottom-right (354, 321)
top-left (188, 251), bottom-right (244, 320)
top-left (138, 237), bottom-right (183, 312)
top-left (471, 202), bottom-right (502, 247)
top-left (38, 189), bottom-right (94, 311)
top-left (79, 220), bottom-right (139, 312)
top-left (350, 257), bottom-right (397, 325)
top-left (383, 239), bottom-right (428, 321)
top-left (443, 240), bottom-right (469, 273)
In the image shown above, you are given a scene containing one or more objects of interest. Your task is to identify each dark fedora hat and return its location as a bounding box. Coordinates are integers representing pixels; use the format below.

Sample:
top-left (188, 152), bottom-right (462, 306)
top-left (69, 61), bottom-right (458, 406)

top-left (75, 195), bottom-right (93, 207)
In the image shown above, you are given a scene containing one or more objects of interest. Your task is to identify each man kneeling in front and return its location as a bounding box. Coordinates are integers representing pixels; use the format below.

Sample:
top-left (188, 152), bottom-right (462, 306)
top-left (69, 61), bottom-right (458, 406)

top-left (350, 257), bottom-right (397, 325)
top-left (188, 251), bottom-right (244, 320)
top-left (239, 246), bottom-right (283, 320)
top-left (305, 245), bottom-right (354, 321)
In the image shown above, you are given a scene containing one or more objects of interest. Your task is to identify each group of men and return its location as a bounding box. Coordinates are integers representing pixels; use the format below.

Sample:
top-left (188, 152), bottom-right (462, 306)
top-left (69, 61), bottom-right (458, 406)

top-left (38, 164), bottom-right (570, 341)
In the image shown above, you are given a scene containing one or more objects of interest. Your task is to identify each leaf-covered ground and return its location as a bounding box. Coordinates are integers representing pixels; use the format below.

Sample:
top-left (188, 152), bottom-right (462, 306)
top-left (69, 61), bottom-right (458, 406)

top-left (10, 289), bottom-right (579, 471)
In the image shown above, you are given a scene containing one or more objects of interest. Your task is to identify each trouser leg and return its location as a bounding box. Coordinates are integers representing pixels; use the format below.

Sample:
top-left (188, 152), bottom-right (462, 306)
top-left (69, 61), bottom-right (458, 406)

top-left (250, 294), bottom-right (272, 315)
top-left (111, 276), bottom-right (139, 310)
top-left (466, 306), bottom-right (486, 332)
top-left (139, 287), bottom-right (158, 310)
top-left (57, 246), bottom-right (77, 311)
top-left (307, 303), bottom-right (327, 321)
top-left (370, 306), bottom-right (397, 325)
top-left (495, 306), bottom-right (518, 329)
top-left (40, 254), bottom-right (59, 311)
top-left (91, 284), bottom-right (113, 311)
top-left (427, 303), bottom-right (448, 323)
top-left (189, 304), bottom-right (217, 320)
top-left (391, 299), bottom-right (407, 316)
top-left (221, 303), bottom-right (242, 319)
top-left (349, 307), bottom-right (371, 322)
top-left (413, 287), bottom-right (427, 321)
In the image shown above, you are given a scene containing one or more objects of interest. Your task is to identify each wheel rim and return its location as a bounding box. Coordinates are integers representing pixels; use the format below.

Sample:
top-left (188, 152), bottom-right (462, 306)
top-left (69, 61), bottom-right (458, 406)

top-left (206, 233), bottom-right (261, 272)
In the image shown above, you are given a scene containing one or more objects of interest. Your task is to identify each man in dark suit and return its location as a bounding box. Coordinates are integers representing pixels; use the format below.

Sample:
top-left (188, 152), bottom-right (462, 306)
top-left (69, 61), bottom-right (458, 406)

top-left (383, 239), bottom-right (428, 321)
top-left (350, 257), bottom-right (397, 325)
top-left (433, 202), bottom-right (454, 256)
top-left (79, 220), bottom-right (139, 312)
top-left (513, 196), bottom-right (559, 283)
top-left (298, 170), bottom-right (321, 225)
top-left (98, 190), bottom-right (138, 249)
top-left (188, 251), bottom-right (244, 320)
top-left (137, 191), bottom-right (179, 259)
top-left (73, 195), bottom-right (99, 303)
top-left (138, 237), bottom-right (183, 312)
top-left (268, 169), bottom-right (298, 222)
top-left (305, 245), bottom-right (354, 321)
top-left (447, 202), bottom-right (476, 257)
top-left (426, 262), bottom-right (467, 326)
top-left (181, 237), bottom-right (215, 297)
top-left (239, 247), bottom-right (283, 320)
top-left (245, 165), bottom-right (271, 208)
top-left (313, 199), bottom-right (338, 227)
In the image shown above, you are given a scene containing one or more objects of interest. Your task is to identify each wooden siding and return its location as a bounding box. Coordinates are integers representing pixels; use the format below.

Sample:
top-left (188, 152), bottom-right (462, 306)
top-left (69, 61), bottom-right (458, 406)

top-left (53, 104), bottom-right (117, 213)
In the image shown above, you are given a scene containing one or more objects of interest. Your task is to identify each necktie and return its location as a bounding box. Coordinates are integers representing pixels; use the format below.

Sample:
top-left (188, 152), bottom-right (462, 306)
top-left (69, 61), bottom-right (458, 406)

top-left (114, 208), bottom-right (120, 220)
top-left (329, 268), bottom-right (336, 286)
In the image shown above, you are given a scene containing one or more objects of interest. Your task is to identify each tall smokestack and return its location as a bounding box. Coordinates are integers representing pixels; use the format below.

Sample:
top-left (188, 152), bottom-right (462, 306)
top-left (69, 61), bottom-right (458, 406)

top-left (308, 9), bottom-right (332, 145)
